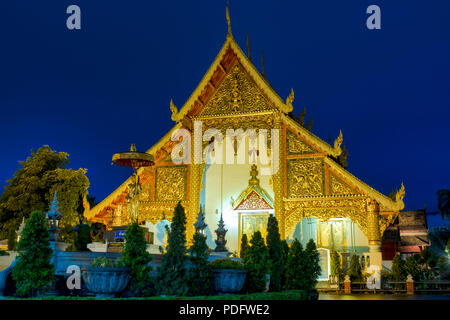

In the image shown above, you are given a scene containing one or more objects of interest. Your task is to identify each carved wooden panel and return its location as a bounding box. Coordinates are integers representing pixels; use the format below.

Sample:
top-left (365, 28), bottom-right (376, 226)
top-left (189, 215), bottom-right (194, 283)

top-left (155, 165), bottom-right (188, 201)
top-left (287, 158), bottom-right (324, 197)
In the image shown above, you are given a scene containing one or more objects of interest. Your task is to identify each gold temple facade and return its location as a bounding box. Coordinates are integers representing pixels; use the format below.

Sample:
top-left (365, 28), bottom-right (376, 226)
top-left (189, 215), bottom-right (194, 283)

top-left (83, 9), bottom-right (405, 270)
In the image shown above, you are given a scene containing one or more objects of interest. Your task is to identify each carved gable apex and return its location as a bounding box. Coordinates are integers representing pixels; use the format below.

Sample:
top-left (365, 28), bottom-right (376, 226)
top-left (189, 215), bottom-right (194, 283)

top-left (329, 173), bottom-right (359, 196)
top-left (171, 35), bottom-right (291, 122)
top-left (234, 189), bottom-right (274, 210)
top-left (199, 62), bottom-right (276, 116)
top-left (286, 130), bottom-right (318, 154)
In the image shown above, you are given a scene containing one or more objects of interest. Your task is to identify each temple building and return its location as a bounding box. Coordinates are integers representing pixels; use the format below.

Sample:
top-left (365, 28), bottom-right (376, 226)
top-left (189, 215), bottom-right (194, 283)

top-left (83, 8), bottom-right (406, 278)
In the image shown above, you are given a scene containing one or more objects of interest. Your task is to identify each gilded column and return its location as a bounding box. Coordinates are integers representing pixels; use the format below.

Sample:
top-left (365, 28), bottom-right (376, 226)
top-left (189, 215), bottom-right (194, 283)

top-left (272, 113), bottom-right (286, 239)
top-left (366, 198), bottom-right (382, 268)
top-left (187, 123), bottom-right (202, 245)
top-left (188, 163), bottom-right (201, 244)
top-left (366, 198), bottom-right (381, 250)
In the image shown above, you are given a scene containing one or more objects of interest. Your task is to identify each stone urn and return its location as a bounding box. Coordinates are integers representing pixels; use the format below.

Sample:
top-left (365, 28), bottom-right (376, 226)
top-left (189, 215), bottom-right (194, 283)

top-left (212, 269), bottom-right (247, 293)
top-left (82, 266), bottom-right (130, 298)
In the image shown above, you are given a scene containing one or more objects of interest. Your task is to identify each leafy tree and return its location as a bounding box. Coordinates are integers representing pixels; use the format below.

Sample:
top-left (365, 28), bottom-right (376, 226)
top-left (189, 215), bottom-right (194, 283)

top-left (391, 253), bottom-right (406, 281)
top-left (157, 202), bottom-right (189, 296)
top-left (244, 231), bottom-right (270, 293)
top-left (405, 254), bottom-right (420, 280)
top-left (7, 228), bottom-right (17, 251)
top-left (12, 211), bottom-right (54, 297)
top-left (347, 254), bottom-right (363, 282)
top-left (330, 248), bottom-right (343, 281)
top-left (240, 233), bottom-right (250, 260)
top-left (437, 189), bottom-right (450, 219)
top-left (303, 239), bottom-right (321, 291)
top-left (0, 146), bottom-right (89, 240)
top-left (123, 222), bottom-right (152, 296)
top-left (285, 239), bottom-right (305, 290)
top-left (266, 215), bottom-right (284, 292)
top-left (188, 231), bottom-right (212, 296)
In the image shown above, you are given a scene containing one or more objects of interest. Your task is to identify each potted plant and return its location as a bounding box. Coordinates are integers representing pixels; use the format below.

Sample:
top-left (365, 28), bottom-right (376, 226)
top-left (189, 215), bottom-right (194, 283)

top-left (210, 258), bottom-right (246, 293)
top-left (82, 256), bottom-right (130, 297)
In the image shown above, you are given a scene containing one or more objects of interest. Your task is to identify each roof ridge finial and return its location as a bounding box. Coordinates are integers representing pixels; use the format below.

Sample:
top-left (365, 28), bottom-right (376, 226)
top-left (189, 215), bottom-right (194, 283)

top-left (246, 32), bottom-right (251, 61)
top-left (226, 1), bottom-right (232, 36)
top-left (261, 51), bottom-right (266, 78)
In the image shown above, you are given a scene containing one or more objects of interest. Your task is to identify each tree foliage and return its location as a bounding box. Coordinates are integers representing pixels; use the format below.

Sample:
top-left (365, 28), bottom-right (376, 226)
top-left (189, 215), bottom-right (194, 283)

top-left (266, 215), bottom-right (284, 292)
top-left (244, 231), bottom-right (270, 293)
top-left (123, 222), bottom-right (152, 296)
top-left (157, 202), bottom-right (188, 296)
top-left (188, 231), bottom-right (212, 296)
top-left (12, 211), bottom-right (54, 297)
top-left (0, 146), bottom-right (89, 241)
top-left (391, 253), bottom-right (406, 281)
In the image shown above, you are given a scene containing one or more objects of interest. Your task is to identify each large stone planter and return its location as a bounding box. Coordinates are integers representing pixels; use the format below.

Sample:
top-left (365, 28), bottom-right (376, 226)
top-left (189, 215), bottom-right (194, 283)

top-left (0, 260), bottom-right (16, 297)
top-left (212, 269), bottom-right (247, 293)
top-left (82, 266), bottom-right (130, 298)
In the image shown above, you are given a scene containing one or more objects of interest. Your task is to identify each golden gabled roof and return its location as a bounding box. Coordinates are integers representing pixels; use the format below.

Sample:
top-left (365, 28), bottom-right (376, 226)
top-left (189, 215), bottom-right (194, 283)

top-left (170, 23), bottom-right (293, 122)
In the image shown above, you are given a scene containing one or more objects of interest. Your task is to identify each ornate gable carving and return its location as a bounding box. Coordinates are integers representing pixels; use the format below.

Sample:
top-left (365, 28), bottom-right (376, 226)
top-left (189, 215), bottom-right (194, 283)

top-left (199, 62), bottom-right (276, 116)
top-left (235, 190), bottom-right (273, 210)
top-left (287, 131), bottom-right (317, 154)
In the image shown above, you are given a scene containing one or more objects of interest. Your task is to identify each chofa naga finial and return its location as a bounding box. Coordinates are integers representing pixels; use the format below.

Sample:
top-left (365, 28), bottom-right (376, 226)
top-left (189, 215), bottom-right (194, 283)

top-left (334, 130), bottom-right (343, 150)
top-left (285, 88), bottom-right (294, 113)
top-left (170, 98), bottom-right (183, 122)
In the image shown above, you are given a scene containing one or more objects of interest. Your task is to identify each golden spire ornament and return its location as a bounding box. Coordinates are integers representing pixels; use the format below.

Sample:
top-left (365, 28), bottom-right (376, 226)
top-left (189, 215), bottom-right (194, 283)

top-left (226, 1), bottom-right (232, 36)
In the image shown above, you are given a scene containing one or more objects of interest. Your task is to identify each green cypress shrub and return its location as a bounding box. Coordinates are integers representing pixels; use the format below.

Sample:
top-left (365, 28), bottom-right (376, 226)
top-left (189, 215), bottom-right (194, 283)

top-left (123, 222), bottom-right (152, 296)
top-left (188, 231), bottom-right (212, 296)
top-left (284, 239), bottom-right (306, 290)
top-left (7, 228), bottom-right (17, 251)
top-left (330, 248), bottom-right (343, 281)
top-left (266, 215), bottom-right (284, 291)
top-left (73, 223), bottom-right (91, 251)
top-left (303, 239), bottom-right (321, 291)
top-left (280, 240), bottom-right (289, 287)
top-left (240, 233), bottom-right (250, 261)
top-left (244, 231), bottom-right (270, 293)
top-left (347, 254), bottom-right (363, 282)
top-left (12, 211), bottom-right (54, 297)
top-left (157, 202), bottom-right (189, 296)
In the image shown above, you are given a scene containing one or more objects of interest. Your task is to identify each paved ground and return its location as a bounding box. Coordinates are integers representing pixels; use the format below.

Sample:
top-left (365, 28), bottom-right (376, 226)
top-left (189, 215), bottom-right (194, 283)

top-left (319, 293), bottom-right (450, 300)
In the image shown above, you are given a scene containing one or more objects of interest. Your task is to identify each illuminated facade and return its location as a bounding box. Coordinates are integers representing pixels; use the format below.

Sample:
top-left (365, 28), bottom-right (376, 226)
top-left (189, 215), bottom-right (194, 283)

top-left (84, 9), bottom-right (406, 277)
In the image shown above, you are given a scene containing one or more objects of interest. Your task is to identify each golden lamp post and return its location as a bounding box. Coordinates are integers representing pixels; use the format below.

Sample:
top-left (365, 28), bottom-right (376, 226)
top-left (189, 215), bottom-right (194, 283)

top-left (112, 144), bottom-right (155, 222)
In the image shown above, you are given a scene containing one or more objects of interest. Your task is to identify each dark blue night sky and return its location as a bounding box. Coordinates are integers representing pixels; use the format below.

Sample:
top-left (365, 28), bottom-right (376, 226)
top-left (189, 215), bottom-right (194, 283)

top-left (1, 1), bottom-right (449, 226)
